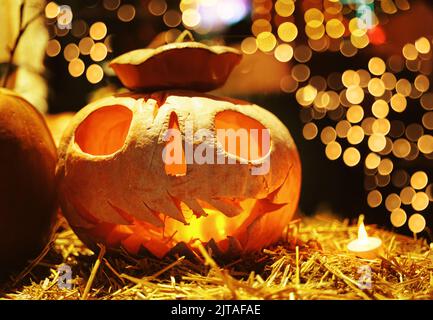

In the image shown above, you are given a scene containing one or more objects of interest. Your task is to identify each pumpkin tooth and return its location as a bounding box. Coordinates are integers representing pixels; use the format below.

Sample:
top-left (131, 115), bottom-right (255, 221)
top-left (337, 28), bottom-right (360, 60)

top-left (206, 198), bottom-right (243, 217)
top-left (142, 201), bottom-right (165, 224)
top-left (65, 194), bottom-right (102, 226)
top-left (208, 236), bottom-right (243, 258)
top-left (182, 198), bottom-right (207, 218)
top-left (165, 242), bottom-right (200, 261)
top-left (266, 169), bottom-right (291, 204)
top-left (206, 239), bottom-right (222, 256)
top-left (238, 199), bottom-right (289, 251)
top-left (105, 225), bottom-right (134, 246)
top-left (150, 92), bottom-right (169, 106)
top-left (267, 150), bottom-right (301, 204)
top-left (107, 201), bottom-right (135, 225)
top-left (141, 240), bottom-right (172, 259)
top-left (116, 199), bottom-right (164, 227)
top-left (155, 192), bottom-right (187, 224)
top-left (120, 233), bottom-right (145, 256)
top-left (226, 236), bottom-right (243, 255)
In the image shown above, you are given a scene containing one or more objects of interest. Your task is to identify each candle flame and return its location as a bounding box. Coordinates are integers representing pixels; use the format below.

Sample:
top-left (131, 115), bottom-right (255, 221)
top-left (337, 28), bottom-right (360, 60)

top-left (358, 221), bottom-right (369, 242)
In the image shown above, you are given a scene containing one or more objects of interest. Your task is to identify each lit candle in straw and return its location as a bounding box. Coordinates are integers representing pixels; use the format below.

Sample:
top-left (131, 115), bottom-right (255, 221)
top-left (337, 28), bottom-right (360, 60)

top-left (347, 216), bottom-right (382, 259)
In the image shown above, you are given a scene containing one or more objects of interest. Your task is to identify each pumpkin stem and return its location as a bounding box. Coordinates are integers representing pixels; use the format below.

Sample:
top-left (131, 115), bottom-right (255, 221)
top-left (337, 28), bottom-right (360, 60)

top-left (175, 30), bottom-right (195, 43)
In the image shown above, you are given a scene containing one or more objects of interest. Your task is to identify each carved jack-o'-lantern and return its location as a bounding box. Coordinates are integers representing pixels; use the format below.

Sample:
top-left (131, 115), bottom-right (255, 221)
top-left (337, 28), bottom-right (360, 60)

top-left (0, 88), bottom-right (57, 279)
top-left (57, 34), bottom-right (301, 258)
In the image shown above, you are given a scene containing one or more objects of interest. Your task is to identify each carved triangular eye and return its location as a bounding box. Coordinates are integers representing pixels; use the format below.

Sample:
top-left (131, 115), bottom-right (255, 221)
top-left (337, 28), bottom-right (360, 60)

top-left (214, 110), bottom-right (271, 161)
top-left (75, 105), bottom-right (132, 155)
top-left (163, 111), bottom-right (187, 176)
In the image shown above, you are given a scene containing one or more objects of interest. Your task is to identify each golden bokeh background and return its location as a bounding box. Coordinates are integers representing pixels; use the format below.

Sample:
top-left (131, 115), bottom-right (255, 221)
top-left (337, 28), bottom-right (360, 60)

top-left (44, 0), bottom-right (433, 235)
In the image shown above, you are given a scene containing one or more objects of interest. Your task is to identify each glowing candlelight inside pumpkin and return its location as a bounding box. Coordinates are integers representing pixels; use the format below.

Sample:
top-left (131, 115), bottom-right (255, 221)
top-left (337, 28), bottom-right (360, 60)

top-left (347, 218), bottom-right (382, 259)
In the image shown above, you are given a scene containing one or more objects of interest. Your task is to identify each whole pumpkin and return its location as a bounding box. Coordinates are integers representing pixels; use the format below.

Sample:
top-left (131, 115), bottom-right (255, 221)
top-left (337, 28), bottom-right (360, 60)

top-left (57, 35), bottom-right (301, 258)
top-left (0, 88), bottom-right (57, 279)
top-left (57, 91), bottom-right (301, 258)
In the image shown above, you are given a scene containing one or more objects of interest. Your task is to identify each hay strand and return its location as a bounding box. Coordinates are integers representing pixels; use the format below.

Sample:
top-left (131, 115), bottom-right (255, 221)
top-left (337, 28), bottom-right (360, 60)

top-left (3, 213), bottom-right (433, 300)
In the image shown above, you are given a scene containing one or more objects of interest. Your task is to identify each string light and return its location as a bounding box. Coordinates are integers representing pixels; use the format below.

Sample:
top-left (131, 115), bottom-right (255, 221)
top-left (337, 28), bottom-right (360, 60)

top-left (79, 37), bottom-right (95, 55)
top-left (274, 44), bottom-right (294, 62)
top-left (408, 214), bottom-right (426, 233)
top-left (71, 20), bottom-right (88, 38)
top-left (46, 1), bottom-right (115, 84)
top-left (391, 208), bottom-right (407, 227)
top-left (163, 10), bottom-right (182, 28)
top-left (256, 31), bottom-right (277, 52)
top-left (241, 37), bottom-right (257, 55)
top-left (46, 39), bottom-right (61, 57)
top-left (63, 43), bottom-right (79, 62)
top-left (90, 43), bottom-right (108, 62)
top-left (148, 0), bottom-right (168, 16)
top-left (68, 58), bottom-right (85, 77)
top-left (45, 2), bottom-right (60, 19)
top-left (103, 0), bottom-right (121, 11)
top-left (86, 64), bottom-right (104, 84)
top-left (89, 22), bottom-right (107, 41)
top-left (117, 4), bottom-right (136, 22)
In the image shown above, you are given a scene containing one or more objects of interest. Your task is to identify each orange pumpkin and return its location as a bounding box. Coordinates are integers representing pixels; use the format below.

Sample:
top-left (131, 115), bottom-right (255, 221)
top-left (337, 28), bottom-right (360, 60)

top-left (57, 35), bottom-right (301, 258)
top-left (0, 88), bottom-right (57, 279)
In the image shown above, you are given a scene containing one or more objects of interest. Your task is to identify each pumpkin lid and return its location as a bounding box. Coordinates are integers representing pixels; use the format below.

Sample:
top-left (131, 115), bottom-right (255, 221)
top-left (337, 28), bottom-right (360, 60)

top-left (110, 31), bottom-right (242, 92)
